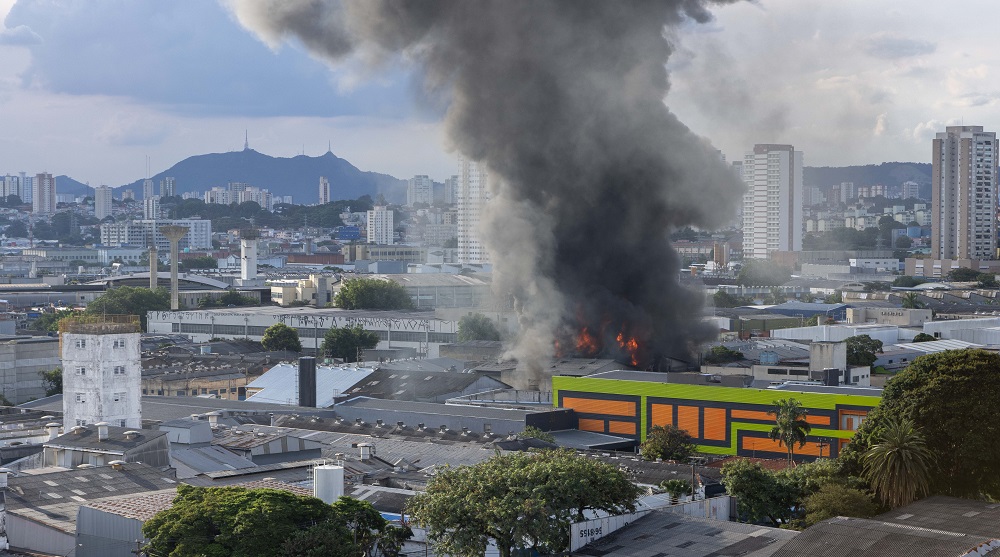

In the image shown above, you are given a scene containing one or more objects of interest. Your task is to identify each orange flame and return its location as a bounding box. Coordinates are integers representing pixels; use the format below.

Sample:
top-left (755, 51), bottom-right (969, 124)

top-left (617, 331), bottom-right (640, 367)
top-left (576, 327), bottom-right (600, 356)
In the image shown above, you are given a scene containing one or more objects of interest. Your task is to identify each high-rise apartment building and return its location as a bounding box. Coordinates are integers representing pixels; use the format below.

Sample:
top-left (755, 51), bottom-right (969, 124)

top-left (932, 125), bottom-right (998, 260)
top-left (442, 175), bottom-right (458, 205)
top-left (901, 181), bottom-right (921, 200)
top-left (33, 172), bottom-right (56, 215)
top-left (142, 178), bottom-right (155, 200)
top-left (159, 176), bottom-right (176, 197)
top-left (94, 185), bottom-right (113, 220)
top-left (457, 157), bottom-right (491, 264)
top-left (740, 144), bottom-right (803, 260)
top-left (406, 175), bottom-right (434, 206)
top-left (143, 196), bottom-right (160, 220)
top-left (366, 205), bottom-right (394, 245)
top-left (0, 174), bottom-right (19, 199)
top-left (318, 176), bottom-right (330, 205)
top-left (839, 182), bottom-right (856, 203)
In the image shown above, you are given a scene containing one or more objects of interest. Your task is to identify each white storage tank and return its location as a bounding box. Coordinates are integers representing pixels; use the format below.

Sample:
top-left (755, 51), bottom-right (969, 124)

top-left (313, 464), bottom-right (345, 504)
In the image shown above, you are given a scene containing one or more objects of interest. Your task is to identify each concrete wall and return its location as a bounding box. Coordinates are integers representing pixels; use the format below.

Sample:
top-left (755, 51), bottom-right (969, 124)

top-left (61, 332), bottom-right (142, 430)
top-left (77, 506), bottom-right (145, 557)
top-left (0, 338), bottom-right (59, 404)
top-left (847, 307), bottom-right (932, 327)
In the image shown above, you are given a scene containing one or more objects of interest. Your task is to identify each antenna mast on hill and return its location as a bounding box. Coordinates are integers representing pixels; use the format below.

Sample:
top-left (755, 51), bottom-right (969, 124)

top-left (244, 130), bottom-right (249, 151)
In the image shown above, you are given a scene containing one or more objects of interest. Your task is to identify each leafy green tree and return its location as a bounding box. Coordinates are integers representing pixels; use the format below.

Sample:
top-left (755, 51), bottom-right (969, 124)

top-left (406, 450), bottom-right (641, 557)
top-left (768, 398), bottom-right (812, 464)
top-left (457, 313), bottom-right (501, 342)
top-left (520, 426), bottom-right (555, 443)
top-left (640, 424), bottom-right (695, 462)
top-left (335, 278), bottom-right (414, 310)
top-left (143, 485), bottom-right (339, 557)
top-left (329, 496), bottom-right (412, 557)
top-left (261, 323), bottom-right (302, 352)
top-left (280, 523), bottom-right (358, 557)
top-left (840, 349), bottom-right (1000, 499)
top-left (947, 267), bottom-right (980, 281)
top-left (894, 235), bottom-right (912, 249)
top-left (321, 325), bottom-right (379, 362)
top-left (900, 292), bottom-right (925, 309)
top-left (84, 286), bottom-right (170, 331)
top-left (799, 483), bottom-right (878, 527)
top-left (892, 275), bottom-right (922, 288)
top-left (29, 309), bottom-right (77, 332)
top-left (703, 345), bottom-right (744, 364)
top-left (911, 332), bottom-right (936, 343)
top-left (721, 458), bottom-right (799, 526)
top-left (863, 416), bottom-right (934, 509)
top-left (977, 273), bottom-right (999, 288)
top-left (845, 334), bottom-right (883, 367)
top-left (713, 290), bottom-right (744, 308)
top-left (179, 255), bottom-right (218, 270)
top-left (660, 479), bottom-right (691, 502)
top-left (4, 221), bottom-right (27, 238)
top-left (824, 291), bottom-right (843, 304)
top-left (40, 368), bottom-right (62, 397)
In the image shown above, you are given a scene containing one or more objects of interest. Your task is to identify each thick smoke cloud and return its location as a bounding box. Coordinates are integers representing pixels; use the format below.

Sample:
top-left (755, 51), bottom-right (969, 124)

top-left (229, 1), bottom-right (744, 382)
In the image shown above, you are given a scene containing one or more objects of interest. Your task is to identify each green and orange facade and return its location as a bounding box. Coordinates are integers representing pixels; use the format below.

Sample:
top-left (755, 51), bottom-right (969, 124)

top-left (552, 372), bottom-right (881, 460)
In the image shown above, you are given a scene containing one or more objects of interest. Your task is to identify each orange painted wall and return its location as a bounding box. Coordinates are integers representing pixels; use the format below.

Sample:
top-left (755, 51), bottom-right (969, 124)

top-left (563, 397), bottom-right (635, 417)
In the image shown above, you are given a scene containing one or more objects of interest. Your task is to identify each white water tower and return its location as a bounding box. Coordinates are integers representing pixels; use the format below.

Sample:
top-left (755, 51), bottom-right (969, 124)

top-left (313, 464), bottom-right (345, 504)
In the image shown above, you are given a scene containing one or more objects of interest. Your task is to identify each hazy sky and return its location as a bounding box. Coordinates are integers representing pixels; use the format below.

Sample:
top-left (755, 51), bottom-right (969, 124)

top-left (0, 0), bottom-right (994, 186)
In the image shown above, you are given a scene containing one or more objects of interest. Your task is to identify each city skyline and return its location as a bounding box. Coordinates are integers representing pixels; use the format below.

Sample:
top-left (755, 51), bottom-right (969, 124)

top-left (2, 1), bottom-right (1000, 185)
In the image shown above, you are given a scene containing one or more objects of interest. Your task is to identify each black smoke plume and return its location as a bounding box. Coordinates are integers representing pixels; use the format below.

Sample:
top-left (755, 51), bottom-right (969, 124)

top-left (230, 1), bottom-right (745, 383)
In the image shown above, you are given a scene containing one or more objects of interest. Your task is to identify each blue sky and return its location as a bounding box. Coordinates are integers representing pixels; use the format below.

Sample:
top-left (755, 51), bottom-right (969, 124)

top-left (1, 0), bottom-right (999, 186)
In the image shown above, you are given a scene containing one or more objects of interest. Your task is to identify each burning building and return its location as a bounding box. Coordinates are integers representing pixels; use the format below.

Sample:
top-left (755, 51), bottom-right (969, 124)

top-left (229, 1), bottom-right (744, 385)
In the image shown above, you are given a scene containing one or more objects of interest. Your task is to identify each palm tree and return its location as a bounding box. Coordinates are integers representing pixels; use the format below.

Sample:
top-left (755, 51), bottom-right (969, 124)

top-left (900, 292), bottom-right (924, 309)
top-left (768, 398), bottom-right (812, 464)
top-left (863, 416), bottom-right (933, 508)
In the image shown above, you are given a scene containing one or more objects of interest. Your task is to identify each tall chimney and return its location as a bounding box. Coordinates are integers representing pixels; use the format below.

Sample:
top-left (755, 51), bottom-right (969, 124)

top-left (148, 244), bottom-right (158, 289)
top-left (95, 421), bottom-right (109, 441)
top-left (46, 422), bottom-right (60, 441)
top-left (298, 356), bottom-right (317, 407)
top-left (159, 225), bottom-right (189, 311)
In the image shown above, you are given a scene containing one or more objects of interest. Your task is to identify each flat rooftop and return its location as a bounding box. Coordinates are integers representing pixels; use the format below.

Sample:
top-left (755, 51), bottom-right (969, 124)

top-left (151, 306), bottom-right (439, 321)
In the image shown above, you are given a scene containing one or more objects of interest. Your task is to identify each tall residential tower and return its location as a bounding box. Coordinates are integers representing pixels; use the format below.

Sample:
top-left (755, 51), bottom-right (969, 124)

top-left (457, 157), bottom-right (491, 264)
top-left (932, 126), bottom-right (998, 260)
top-left (33, 172), bottom-right (56, 215)
top-left (740, 144), bottom-right (803, 260)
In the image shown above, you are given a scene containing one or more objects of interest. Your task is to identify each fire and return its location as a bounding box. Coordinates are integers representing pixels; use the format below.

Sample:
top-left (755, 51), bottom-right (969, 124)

top-left (616, 331), bottom-right (640, 367)
top-left (575, 327), bottom-right (600, 356)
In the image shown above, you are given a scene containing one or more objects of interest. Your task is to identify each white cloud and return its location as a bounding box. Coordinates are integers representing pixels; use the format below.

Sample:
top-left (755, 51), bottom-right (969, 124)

top-left (0, 24), bottom-right (40, 45)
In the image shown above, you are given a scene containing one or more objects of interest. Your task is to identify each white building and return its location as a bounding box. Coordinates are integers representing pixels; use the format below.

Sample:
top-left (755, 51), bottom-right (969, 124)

top-left (19, 171), bottom-right (31, 203)
top-left (100, 219), bottom-right (212, 251)
top-left (237, 186), bottom-right (273, 211)
top-left (0, 174), bottom-right (20, 199)
top-left (901, 181), bottom-right (921, 200)
top-left (367, 205), bottom-right (394, 245)
top-left (204, 186), bottom-right (232, 205)
top-left (741, 144), bottom-right (803, 259)
top-left (839, 181), bottom-right (856, 203)
top-left (94, 185), bottom-right (113, 220)
top-left (442, 175), bottom-right (458, 205)
top-left (457, 156), bottom-right (491, 264)
top-left (33, 172), bottom-right (56, 215)
top-left (142, 178), bottom-right (155, 200)
top-left (60, 319), bottom-right (142, 430)
top-left (160, 176), bottom-right (176, 197)
top-left (932, 126), bottom-right (998, 260)
top-left (319, 176), bottom-right (330, 205)
top-left (143, 195), bottom-right (161, 220)
top-left (407, 175), bottom-right (434, 206)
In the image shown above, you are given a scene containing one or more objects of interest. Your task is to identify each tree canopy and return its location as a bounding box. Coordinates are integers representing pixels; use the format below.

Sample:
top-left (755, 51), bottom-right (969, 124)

top-left (703, 345), bottom-right (744, 364)
top-left (335, 278), bottom-right (414, 310)
top-left (892, 275), bottom-right (922, 288)
top-left (841, 349), bottom-right (1000, 500)
top-left (640, 424), bottom-right (695, 462)
top-left (40, 368), bottom-right (62, 397)
top-left (84, 286), bottom-right (170, 331)
top-left (406, 450), bottom-right (641, 557)
top-left (457, 313), bottom-right (501, 342)
top-left (845, 334), bottom-right (883, 367)
top-left (261, 323), bottom-right (302, 352)
top-left (947, 267), bottom-right (981, 282)
top-left (721, 459), bottom-right (799, 526)
top-left (321, 325), bottom-right (379, 363)
top-left (911, 332), bottom-right (936, 343)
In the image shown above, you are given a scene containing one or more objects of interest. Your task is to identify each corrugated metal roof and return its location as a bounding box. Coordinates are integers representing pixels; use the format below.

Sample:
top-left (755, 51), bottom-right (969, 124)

top-left (246, 363), bottom-right (374, 407)
top-left (172, 445), bottom-right (257, 475)
top-left (893, 339), bottom-right (982, 353)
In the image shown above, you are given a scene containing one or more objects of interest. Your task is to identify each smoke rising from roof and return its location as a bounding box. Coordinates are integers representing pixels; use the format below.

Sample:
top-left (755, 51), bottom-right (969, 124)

top-left (229, 0), bottom-right (745, 380)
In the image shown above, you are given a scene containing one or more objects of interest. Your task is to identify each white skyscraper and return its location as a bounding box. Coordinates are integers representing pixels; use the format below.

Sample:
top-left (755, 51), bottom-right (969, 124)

top-left (741, 144), bottom-right (803, 260)
top-left (366, 205), bottom-right (394, 245)
top-left (457, 156), bottom-right (491, 264)
top-left (142, 178), bottom-right (155, 200)
top-left (318, 176), bottom-right (330, 205)
top-left (94, 185), bottom-right (113, 220)
top-left (33, 172), bottom-right (56, 215)
top-left (406, 175), bottom-right (434, 206)
top-left (0, 174), bottom-right (19, 199)
top-left (19, 172), bottom-right (31, 203)
top-left (143, 196), bottom-right (161, 220)
top-left (159, 176), bottom-right (176, 197)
